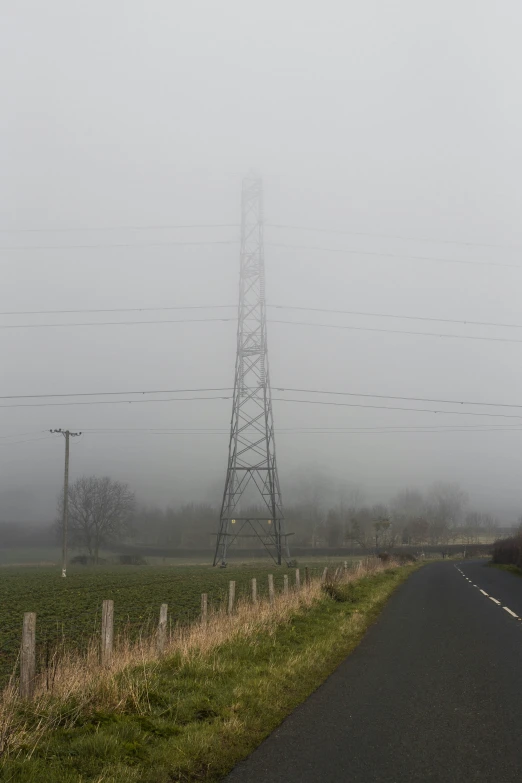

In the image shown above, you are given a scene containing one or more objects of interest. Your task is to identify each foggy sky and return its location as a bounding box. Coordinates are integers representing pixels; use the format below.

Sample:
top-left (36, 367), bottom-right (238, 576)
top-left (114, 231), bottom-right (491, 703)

top-left (2, 1), bottom-right (522, 523)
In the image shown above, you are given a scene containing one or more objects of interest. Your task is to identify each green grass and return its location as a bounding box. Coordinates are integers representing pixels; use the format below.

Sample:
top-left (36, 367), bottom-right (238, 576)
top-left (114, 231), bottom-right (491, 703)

top-left (0, 560), bottom-right (352, 685)
top-left (1, 564), bottom-right (416, 783)
top-left (490, 563), bottom-right (522, 577)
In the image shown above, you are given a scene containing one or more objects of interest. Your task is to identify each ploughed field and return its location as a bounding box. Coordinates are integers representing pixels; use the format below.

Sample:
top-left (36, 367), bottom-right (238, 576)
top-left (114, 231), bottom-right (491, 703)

top-left (0, 560), bottom-right (338, 685)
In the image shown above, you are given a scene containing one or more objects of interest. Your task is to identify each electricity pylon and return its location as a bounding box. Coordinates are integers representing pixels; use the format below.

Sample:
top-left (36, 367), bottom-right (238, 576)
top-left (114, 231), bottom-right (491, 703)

top-left (213, 175), bottom-right (290, 566)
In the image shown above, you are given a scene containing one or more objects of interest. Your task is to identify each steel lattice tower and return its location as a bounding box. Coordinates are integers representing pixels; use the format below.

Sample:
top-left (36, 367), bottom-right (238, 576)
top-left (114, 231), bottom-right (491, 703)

top-left (213, 175), bottom-right (290, 566)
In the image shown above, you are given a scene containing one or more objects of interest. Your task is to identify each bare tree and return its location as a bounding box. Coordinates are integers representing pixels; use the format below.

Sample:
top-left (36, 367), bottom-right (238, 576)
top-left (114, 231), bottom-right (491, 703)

top-left (426, 482), bottom-right (467, 524)
top-left (391, 489), bottom-right (426, 525)
top-left (64, 476), bottom-right (135, 563)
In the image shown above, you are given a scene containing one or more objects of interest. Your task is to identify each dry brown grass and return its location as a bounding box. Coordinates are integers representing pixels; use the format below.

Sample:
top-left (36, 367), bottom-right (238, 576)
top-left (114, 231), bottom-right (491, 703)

top-left (0, 557), bottom-right (396, 761)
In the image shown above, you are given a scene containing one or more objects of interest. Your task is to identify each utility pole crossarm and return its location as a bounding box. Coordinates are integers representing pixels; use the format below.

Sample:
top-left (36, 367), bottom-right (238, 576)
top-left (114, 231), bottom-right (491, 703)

top-left (50, 429), bottom-right (81, 577)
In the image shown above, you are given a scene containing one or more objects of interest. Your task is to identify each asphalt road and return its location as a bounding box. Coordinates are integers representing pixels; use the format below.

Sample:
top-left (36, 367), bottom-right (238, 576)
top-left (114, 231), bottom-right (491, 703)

top-left (225, 560), bottom-right (522, 783)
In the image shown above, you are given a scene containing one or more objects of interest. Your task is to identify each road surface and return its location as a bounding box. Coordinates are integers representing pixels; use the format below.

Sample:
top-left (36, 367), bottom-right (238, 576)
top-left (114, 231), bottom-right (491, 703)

top-left (225, 560), bottom-right (522, 782)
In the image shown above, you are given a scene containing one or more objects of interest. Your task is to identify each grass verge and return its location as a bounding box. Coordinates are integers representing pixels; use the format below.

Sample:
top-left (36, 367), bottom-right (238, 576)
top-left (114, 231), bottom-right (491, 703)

top-left (1, 562), bottom-right (417, 782)
top-left (490, 563), bottom-right (522, 577)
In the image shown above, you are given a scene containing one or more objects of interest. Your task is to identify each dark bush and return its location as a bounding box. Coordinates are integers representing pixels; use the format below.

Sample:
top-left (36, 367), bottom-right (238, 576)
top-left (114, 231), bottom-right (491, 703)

top-left (70, 554), bottom-right (91, 566)
top-left (70, 554), bottom-right (107, 565)
top-left (377, 552), bottom-right (391, 563)
top-left (396, 553), bottom-right (417, 564)
top-left (118, 554), bottom-right (147, 566)
top-left (492, 535), bottom-right (522, 567)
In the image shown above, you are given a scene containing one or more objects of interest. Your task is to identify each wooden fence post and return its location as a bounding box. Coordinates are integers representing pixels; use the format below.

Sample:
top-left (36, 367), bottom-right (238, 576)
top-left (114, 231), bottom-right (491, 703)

top-left (283, 574), bottom-right (289, 595)
top-left (305, 567), bottom-right (310, 587)
top-left (251, 578), bottom-right (257, 604)
top-left (228, 581), bottom-right (236, 614)
top-left (295, 568), bottom-right (301, 589)
top-left (344, 560), bottom-right (348, 571)
top-left (20, 612), bottom-right (36, 700)
top-left (268, 574), bottom-right (275, 604)
top-left (101, 599), bottom-right (114, 667)
top-left (157, 603), bottom-right (168, 654)
top-left (321, 567), bottom-right (328, 583)
top-left (201, 594), bottom-right (208, 628)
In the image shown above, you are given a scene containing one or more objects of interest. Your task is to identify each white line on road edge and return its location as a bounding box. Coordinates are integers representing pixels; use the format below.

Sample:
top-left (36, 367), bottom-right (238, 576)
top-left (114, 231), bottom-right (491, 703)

top-left (480, 589), bottom-right (489, 596)
top-left (489, 597), bottom-right (501, 605)
top-left (473, 584), bottom-right (477, 587)
top-left (503, 607), bottom-right (519, 618)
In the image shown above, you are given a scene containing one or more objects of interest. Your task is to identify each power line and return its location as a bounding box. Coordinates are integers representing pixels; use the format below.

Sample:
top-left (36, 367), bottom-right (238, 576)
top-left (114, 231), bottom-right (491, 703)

top-left (266, 241), bottom-right (522, 270)
top-left (272, 397), bottom-right (522, 420)
top-left (0, 223), bottom-right (239, 234)
top-left (3, 385), bottom-right (522, 411)
top-left (266, 223), bottom-right (522, 252)
top-left (0, 240), bottom-right (238, 251)
top-left (0, 219), bottom-right (513, 253)
top-left (0, 395), bottom-right (232, 410)
top-left (2, 238), bottom-right (514, 270)
top-left (4, 428), bottom-right (522, 444)
top-left (270, 319), bottom-right (522, 346)
top-left (86, 425), bottom-right (522, 435)
top-left (268, 304), bottom-right (522, 332)
top-left (274, 387), bottom-right (522, 410)
top-left (68, 422), bottom-right (522, 432)
top-left (69, 427), bottom-right (522, 437)
top-left (74, 421), bottom-right (522, 432)
top-left (3, 301), bottom-right (522, 333)
top-left (0, 317), bottom-right (235, 330)
top-left (4, 316), bottom-right (522, 346)
top-left (0, 434), bottom-right (54, 447)
top-left (0, 304), bottom-right (235, 317)
top-left (0, 387), bottom-right (232, 401)
top-left (0, 430), bottom-right (47, 440)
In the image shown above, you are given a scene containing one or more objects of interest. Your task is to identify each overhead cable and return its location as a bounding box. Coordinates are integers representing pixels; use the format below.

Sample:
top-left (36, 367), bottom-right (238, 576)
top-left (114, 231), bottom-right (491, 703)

top-left (0, 240), bottom-right (238, 251)
top-left (267, 241), bottom-right (521, 270)
top-left (270, 319), bottom-right (522, 345)
top-left (268, 304), bottom-right (522, 332)
top-left (0, 395), bottom-right (232, 410)
top-left (0, 304), bottom-right (235, 317)
top-left (3, 301), bottom-right (522, 333)
top-left (0, 317), bottom-right (235, 330)
top-left (266, 222), bottom-right (521, 252)
top-left (0, 387), bottom-right (232, 401)
top-left (274, 387), bottom-right (522, 410)
top-left (0, 223), bottom-right (239, 234)
top-left (271, 397), bottom-right (522, 420)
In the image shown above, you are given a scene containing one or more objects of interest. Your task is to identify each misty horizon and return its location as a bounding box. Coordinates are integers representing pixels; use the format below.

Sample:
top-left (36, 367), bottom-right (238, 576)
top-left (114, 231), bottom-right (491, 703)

top-left (2, 1), bottom-right (522, 528)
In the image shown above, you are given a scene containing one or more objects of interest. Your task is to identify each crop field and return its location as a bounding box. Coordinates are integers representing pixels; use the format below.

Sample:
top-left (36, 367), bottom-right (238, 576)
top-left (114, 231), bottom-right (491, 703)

top-left (0, 558), bottom-right (354, 685)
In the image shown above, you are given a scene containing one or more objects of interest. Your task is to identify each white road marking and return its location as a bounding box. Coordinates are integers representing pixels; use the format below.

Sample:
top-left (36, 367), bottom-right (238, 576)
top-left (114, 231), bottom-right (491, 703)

top-left (459, 571), bottom-right (520, 619)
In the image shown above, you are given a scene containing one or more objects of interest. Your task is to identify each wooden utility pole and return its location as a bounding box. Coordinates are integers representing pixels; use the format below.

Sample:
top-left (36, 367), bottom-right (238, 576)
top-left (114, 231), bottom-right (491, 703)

top-left (101, 600), bottom-right (114, 666)
top-left (20, 612), bottom-right (36, 700)
top-left (157, 603), bottom-right (168, 654)
top-left (228, 581), bottom-right (236, 614)
top-left (50, 429), bottom-right (81, 577)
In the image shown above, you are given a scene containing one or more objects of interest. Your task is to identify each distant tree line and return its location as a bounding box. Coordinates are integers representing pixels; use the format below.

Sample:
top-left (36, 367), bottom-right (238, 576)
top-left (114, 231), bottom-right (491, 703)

top-left (0, 475), bottom-right (509, 556)
top-left (128, 480), bottom-right (501, 552)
